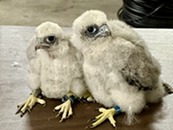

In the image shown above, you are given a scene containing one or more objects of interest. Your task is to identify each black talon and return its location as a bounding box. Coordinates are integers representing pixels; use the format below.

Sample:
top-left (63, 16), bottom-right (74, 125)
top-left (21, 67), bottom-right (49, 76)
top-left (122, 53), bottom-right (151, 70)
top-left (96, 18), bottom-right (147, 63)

top-left (27, 108), bottom-right (31, 113)
top-left (15, 105), bottom-right (23, 115)
top-left (85, 125), bottom-right (95, 129)
top-left (17, 103), bottom-right (24, 109)
top-left (20, 113), bottom-right (24, 118)
top-left (85, 125), bottom-right (90, 129)
top-left (90, 125), bottom-right (95, 129)
top-left (15, 109), bottom-right (21, 115)
top-left (77, 98), bottom-right (83, 103)
top-left (87, 117), bottom-right (96, 123)
top-left (55, 112), bottom-right (62, 118)
top-left (43, 103), bottom-right (46, 107)
top-left (82, 99), bottom-right (88, 103)
top-left (92, 118), bottom-right (97, 122)
top-left (77, 97), bottom-right (88, 103)
top-left (87, 118), bottom-right (91, 123)
top-left (19, 110), bottom-right (27, 117)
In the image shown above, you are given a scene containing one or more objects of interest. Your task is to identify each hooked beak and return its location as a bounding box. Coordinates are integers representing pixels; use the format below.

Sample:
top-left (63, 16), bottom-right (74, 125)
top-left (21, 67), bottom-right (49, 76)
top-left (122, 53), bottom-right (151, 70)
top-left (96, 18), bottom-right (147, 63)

top-left (35, 38), bottom-right (50, 50)
top-left (94, 24), bottom-right (111, 39)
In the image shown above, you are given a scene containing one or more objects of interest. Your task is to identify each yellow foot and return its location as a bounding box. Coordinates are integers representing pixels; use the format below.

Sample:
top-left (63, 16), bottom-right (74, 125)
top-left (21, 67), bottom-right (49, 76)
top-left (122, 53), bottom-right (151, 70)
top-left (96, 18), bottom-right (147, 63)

top-left (86, 96), bottom-right (95, 102)
top-left (91, 108), bottom-right (116, 128)
top-left (80, 91), bottom-right (95, 102)
top-left (54, 99), bottom-right (72, 122)
top-left (16, 95), bottom-right (46, 117)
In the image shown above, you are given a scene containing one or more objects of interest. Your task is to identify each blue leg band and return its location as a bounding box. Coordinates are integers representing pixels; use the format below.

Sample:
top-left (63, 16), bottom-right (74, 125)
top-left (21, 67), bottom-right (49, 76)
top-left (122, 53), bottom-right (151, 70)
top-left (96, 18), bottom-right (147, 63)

top-left (61, 95), bottom-right (76, 104)
top-left (113, 105), bottom-right (121, 114)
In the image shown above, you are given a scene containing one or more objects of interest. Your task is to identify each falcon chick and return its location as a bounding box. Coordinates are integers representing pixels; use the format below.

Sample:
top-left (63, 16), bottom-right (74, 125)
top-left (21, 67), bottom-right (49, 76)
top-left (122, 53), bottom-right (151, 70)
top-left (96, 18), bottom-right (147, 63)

top-left (71, 10), bottom-right (173, 127)
top-left (16, 21), bottom-right (87, 121)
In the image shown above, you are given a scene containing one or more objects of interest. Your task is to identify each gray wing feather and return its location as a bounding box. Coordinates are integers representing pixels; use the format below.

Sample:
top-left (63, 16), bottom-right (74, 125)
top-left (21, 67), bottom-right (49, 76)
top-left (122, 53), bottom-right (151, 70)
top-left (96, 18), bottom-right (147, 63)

top-left (120, 47), bottom-right (161, 91)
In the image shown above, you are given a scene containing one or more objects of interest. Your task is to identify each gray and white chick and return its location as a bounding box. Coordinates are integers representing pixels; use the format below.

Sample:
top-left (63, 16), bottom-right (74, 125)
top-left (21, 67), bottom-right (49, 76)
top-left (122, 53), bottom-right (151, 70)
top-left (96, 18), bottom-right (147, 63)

top-left (16, 21), bottom-right (87, 121)
top-left (71, 10), bottom-right (173, 128)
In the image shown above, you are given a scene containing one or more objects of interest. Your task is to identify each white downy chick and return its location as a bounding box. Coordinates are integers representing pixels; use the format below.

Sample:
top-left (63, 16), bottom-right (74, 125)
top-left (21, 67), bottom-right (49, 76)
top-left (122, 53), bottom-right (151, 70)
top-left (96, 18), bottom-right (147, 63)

top-left (71, 10), bottom-right (173, 127)
top-left (16, 21), bottom-right (87, 121)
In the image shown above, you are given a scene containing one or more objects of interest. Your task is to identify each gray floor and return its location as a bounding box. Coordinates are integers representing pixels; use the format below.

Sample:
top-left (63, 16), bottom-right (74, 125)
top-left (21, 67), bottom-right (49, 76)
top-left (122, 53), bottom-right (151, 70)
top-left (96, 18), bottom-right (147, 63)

top-left (0, 0), bottom-right (122, 26)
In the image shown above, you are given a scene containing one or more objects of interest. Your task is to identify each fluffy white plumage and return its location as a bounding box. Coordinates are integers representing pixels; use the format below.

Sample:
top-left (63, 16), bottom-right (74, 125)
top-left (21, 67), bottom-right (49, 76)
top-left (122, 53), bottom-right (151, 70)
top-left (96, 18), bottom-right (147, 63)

top-left (16, 21), bottom-right (87, 119)
top-left (71, 10), bottom-right (171, 126)
top-left (27, 21), bottom-right (86, 98)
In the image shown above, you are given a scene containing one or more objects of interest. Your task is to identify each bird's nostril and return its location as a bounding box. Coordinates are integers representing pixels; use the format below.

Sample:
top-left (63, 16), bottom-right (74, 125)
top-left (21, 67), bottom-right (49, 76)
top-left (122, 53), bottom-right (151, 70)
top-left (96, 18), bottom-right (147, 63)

top-left (35, 45), bottom-right (40, 50)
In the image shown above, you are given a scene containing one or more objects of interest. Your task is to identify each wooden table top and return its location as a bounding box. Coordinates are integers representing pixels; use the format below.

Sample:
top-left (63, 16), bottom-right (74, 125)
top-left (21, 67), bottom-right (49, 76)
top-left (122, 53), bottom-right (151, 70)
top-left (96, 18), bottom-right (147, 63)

top-left (0, 26), bottom-right (173, 130)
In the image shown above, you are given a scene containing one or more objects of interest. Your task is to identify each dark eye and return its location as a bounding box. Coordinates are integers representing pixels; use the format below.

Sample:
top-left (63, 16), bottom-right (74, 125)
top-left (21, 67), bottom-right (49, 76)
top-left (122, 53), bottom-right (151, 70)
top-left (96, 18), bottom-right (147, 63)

top-left (85, 25), bottom-right (98, 37)
top-left (45, 36), bottom-right (56, 43)
top-left (87, 26), bottom-right (97, 33)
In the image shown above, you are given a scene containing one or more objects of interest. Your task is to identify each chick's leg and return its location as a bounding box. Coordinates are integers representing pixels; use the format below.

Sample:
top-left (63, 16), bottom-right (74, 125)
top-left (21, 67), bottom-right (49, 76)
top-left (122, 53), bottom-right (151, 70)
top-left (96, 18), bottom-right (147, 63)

top-left (16, 88), bottom-right (45, 117)
top-left (91, 106), bottom-right (120, 128)
top-left (54, 92), bottom-right (76, 122)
